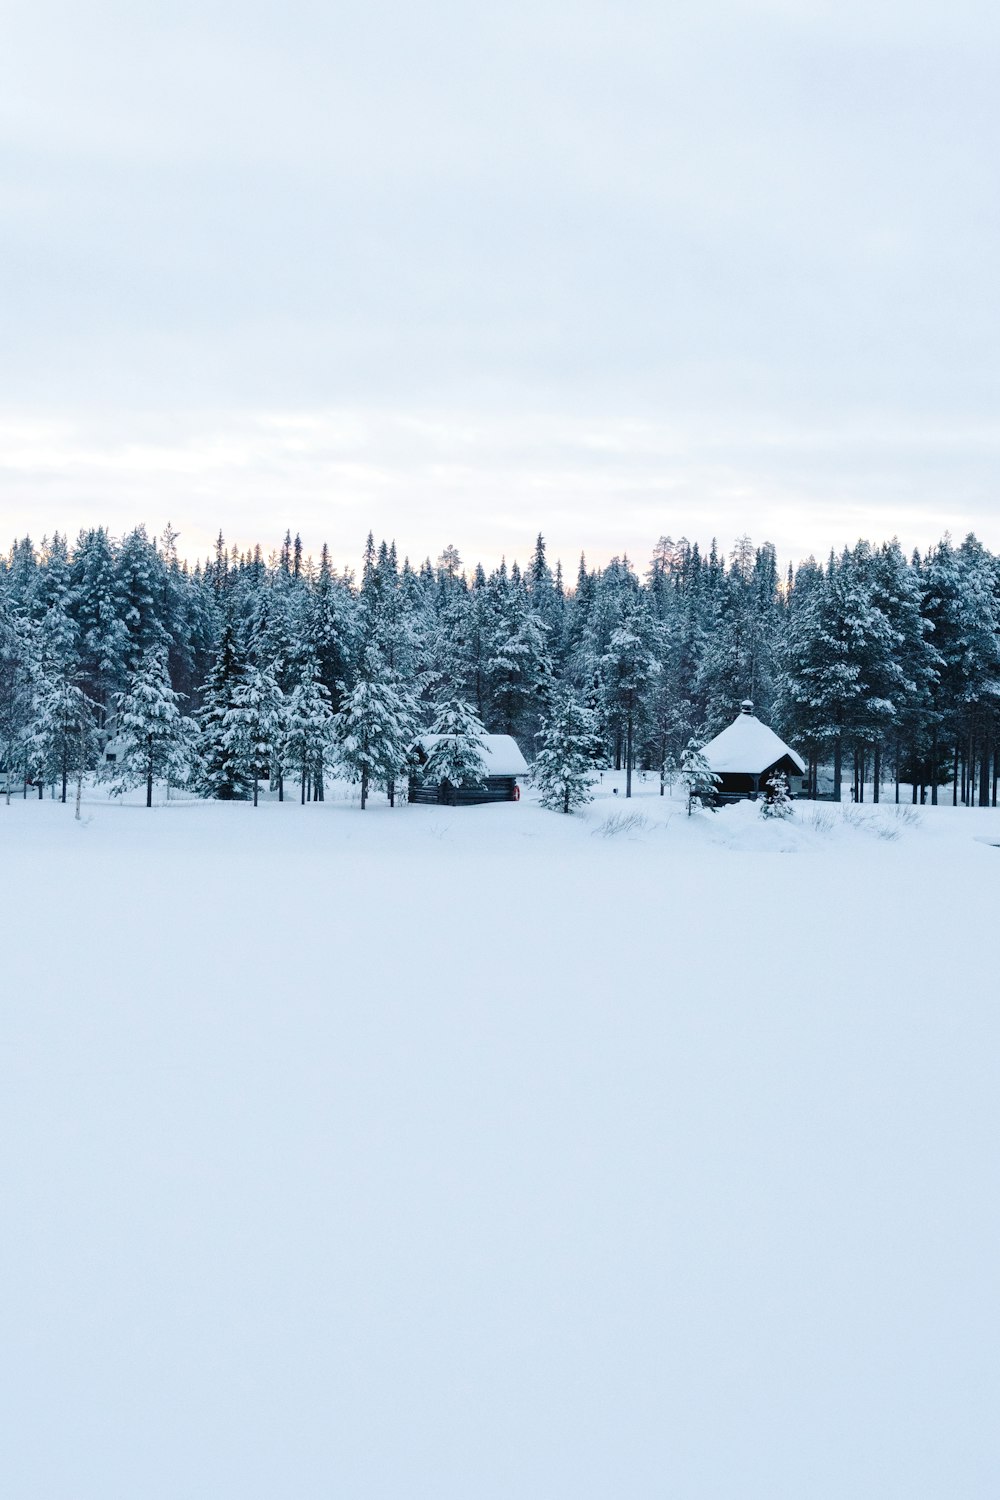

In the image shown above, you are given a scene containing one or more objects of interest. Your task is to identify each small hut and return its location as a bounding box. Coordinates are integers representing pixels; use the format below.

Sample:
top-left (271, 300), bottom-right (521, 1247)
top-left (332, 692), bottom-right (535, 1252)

top-left (409, 734), bottom-right (528, 806)
top-left (702, 701), bottom-right (806, 802)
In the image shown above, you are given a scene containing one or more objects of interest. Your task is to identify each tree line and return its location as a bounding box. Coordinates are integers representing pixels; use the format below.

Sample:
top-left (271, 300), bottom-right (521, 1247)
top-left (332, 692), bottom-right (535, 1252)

top-left (1, 523), bottom-right (999, 809)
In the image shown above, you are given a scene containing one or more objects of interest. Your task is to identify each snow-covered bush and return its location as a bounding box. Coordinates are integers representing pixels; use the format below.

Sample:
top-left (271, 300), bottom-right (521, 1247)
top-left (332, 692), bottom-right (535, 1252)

top-left (595, 810), bottom-right (653, 838)
top-left (759, 770), bottom-right (793, 819)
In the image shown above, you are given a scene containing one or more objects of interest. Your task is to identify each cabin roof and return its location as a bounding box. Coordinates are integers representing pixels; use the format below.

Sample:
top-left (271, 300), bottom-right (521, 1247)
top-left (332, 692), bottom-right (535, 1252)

top-left (702, 710), bottom-right (805, 776)
top-left (414, 733), bottom-right (529, 777)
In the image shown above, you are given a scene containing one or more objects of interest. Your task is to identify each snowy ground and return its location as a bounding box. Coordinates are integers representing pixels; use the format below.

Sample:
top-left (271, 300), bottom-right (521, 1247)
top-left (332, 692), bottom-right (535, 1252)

top-left (3, 777), bottom-right (999, 1499)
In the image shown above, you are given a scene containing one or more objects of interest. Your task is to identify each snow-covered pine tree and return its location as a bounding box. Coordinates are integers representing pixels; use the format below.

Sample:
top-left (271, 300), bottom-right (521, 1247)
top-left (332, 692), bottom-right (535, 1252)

top-left (421, 698), bottom-right (489, 793)
top-left (760, 770), bottom-right (793, 819)
top-left (220, 659), bottom-right (285, 807)
top-left (333, 645), bottom-right (418, 809)
top-left (532, 693), bottom-right (599, 813)
top-left (0, 608), bottom-right (33, 802)
top-left (284, 654), bottom-right (335, 803)
top-left (104, 646), bottom-right (197, 806)
top-left (680, 737), bottom-right (720, 815)
top-left (27, 665), bottom-right (100, 804)
top-left (599, 597), bottom-right (658, 798)
top-left (196, 623), bottom-right (253, 800)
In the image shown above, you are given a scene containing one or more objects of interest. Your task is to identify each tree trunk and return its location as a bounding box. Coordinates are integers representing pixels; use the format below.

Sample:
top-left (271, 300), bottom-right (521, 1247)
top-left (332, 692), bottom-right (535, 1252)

top-left (873, 744), bottom-right (881, 803)
top-left (894, 739), bottom-right (900, 803)
top-left (361, 767), bottom-right (368, 810)
top-left (388, 777), bottom-right (395, 809)
top-left (75, 724), bottom-right (86, 821)
top-left (278, 770), bottom-right (284, 803)
top-left (625, 717), bottom-right (633, 799)
top-left (253, 775), bottom-right (259, 808)
top-left (953, 742), bottom-right (959, 805)
top-left (930, 729), bottom-right (938, 805)
top-left (980, 732), bottom-right (991, 807)
top-left (833, 737), bottom-right (842, 802)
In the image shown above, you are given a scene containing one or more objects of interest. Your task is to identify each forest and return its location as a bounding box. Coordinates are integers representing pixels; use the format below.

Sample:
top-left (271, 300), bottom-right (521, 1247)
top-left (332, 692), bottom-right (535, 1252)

top-left (1, 523), bottom-right (999, 808)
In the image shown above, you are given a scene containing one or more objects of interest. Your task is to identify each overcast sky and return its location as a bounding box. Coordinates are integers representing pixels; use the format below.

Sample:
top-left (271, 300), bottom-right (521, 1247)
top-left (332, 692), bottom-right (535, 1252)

top-left (2, 0), bottom-right (999, 574)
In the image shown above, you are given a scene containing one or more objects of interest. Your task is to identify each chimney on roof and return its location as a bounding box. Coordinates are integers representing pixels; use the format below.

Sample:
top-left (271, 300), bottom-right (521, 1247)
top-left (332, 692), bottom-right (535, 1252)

top-left (740, 699), bottom-right (754, 714)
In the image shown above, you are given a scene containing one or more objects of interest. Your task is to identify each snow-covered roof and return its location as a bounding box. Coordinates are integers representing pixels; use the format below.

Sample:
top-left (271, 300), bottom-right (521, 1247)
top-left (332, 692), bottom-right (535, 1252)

top-left (702, 708), bottom-right (805, 776)
top-left (415, 733), bottom-right (529, 776)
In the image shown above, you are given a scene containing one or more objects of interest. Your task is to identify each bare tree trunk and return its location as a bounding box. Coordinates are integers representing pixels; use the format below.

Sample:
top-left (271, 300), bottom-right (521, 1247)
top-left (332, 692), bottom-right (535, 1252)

top-left (625, 717), bottom-right (633, 799)
top-left (930, 729), bottom-right (938, 804)
top-left (361, 767), bottom-right (368, 810)
top-left (873, 744), bottom-right (881, 803)
top-left (75, 724), bottom-right (85, 821)
top-left (833, 737), bottom-right (842, 802)
top-left (894, 740), bottom-right (900, 803)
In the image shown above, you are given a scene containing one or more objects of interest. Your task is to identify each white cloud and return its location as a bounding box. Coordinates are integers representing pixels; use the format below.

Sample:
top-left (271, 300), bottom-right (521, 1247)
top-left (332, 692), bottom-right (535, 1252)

top-left (2, 405), bottom-right (996, 574)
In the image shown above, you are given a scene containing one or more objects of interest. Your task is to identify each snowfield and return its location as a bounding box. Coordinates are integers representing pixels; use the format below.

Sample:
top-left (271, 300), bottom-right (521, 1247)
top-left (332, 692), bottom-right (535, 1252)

top-left (3, 778), bottom-right (999, 1499)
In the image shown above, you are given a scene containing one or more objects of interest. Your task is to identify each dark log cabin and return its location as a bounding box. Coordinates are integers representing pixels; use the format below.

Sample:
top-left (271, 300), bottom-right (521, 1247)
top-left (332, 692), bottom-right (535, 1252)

top-left (409, 734), bottom-right (528, 806)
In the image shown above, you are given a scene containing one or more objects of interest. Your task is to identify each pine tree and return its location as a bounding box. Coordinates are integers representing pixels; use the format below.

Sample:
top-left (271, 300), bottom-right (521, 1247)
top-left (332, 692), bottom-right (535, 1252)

top-left (600, 598), bottom-right (658, 797)
top-left (104, 647), bottom-right (197, 806)
top-left (421, 699), bottom-right (489, 793)
top-left (333, 645), bottom-right (418, 809)
top-left (532, 693), bottom-right (598, 813)
top-left (0, 608), bottom-right (32, 801)
top-left (27, 665), bottom-right (100, 803)
top-left (284, 655), bottom-right (335, 804)
top-left (680, 738), bottom-right (720, 815)
top-left (222, 660), bottom-right (285, 807)
top-left (196, 624), bottom-right (252, 800)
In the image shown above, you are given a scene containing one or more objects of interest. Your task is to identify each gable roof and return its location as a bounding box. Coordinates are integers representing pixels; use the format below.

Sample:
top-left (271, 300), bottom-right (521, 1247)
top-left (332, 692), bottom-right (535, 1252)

top-left (414, 733), bottom-right (529, 777)
top-left (702, 710), bottom-right (805, 776)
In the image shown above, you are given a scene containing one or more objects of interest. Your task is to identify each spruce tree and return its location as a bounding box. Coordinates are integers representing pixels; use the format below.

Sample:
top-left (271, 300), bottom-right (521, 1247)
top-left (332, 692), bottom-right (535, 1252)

top-left (104, 647), bottom-right (197, 806)
top-left (532, 693), bottom-right (598, 813)
top-left (421, 699), bottom-right (489, 793)
top-left (284, 655), bottom-right (335, 803)
top-left (222, 660), bottom-right (285, 808)
top-left (196, 623), bottom-right (252, 800)
top-left (680, 738), bottom-right (720, 815)
top-left (333, 645), bottom-right (418, 809)
top-left (27, 666), bottom-right (99, 803)
top-left (760, 770), bottom-right (793, 819)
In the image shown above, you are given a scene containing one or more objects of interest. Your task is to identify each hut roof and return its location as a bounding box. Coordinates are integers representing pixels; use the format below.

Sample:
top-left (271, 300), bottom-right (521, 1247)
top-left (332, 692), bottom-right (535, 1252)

top-left (414, 733), bottom-right (529, 777)
top-left (702, 705), bottom-right (805, 776)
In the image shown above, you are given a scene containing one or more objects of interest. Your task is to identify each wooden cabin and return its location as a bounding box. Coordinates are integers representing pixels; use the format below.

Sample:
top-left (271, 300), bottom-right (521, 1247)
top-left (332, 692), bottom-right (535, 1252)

top-left (703, 701), bottom-right (806, 802)
top-left (409, 734), bottom-right (528, 806)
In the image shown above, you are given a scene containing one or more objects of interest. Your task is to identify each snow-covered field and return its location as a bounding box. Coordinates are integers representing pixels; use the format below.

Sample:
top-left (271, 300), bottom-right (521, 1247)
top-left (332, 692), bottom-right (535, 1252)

top-left (3, 778), bottom-right (999, 1499)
